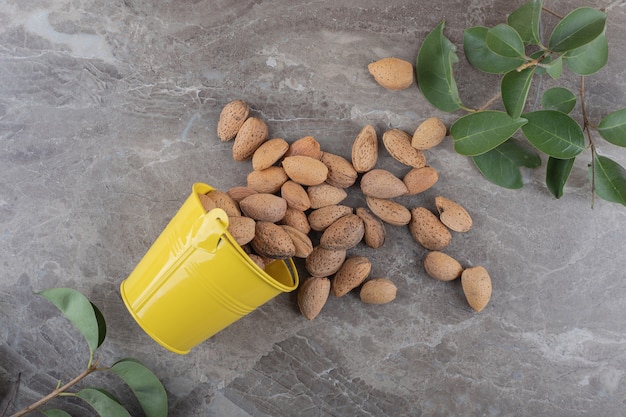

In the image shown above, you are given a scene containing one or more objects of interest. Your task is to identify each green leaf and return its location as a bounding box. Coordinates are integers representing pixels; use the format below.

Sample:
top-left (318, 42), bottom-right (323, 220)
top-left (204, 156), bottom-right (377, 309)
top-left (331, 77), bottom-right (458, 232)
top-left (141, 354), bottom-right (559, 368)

top-left (76, 388), bottom-right (132, 417)
top-left (548, 7), bottom-right (607, 52)
top-left (521, 110), bottom-right (585, 158)
top-left (546, 157), bottom-right (575, 198)
top-left (563, 33), bottom-right (608, 75)
top-left (501, 67), bottom-right (535, 119)
top-left (507, 0), bottom-right (543, 45)
top-left (472, 138), bottom-right (542, 189)
top-left (592, 155), bottom-right (626, 206)
top-left (38, 288), bottom-right (103, 354)
top-left (544, 55), bottom-right (563, 79)
top-left (110, 359), bottom-right (168, 417)
top-left (450, 111), bottom-right (527, 156)
top-left (43, 410), bottom-right (73, 417)
top-left (486, 24), bottom-right (527, 58)
top-left (597, 107), bottom-right (626, 147)
top-left (541, 87), bottom-right (576, 113)
top-left (464, 27), bottom-right (526, 74)
top-left (91, 302), bottom-right (107, 348)
top-left (416, 21), bottom-right (463, 112)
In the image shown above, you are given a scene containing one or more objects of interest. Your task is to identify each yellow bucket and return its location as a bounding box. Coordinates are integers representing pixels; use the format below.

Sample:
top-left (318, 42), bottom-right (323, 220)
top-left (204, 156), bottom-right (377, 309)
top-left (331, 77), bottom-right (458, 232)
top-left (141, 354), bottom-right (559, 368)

top-left (120, 182), bottom-right (299, 354)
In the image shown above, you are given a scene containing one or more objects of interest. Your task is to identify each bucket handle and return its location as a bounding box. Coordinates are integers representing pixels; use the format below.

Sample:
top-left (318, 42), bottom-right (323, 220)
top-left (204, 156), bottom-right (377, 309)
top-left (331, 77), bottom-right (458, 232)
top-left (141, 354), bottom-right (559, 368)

top-left (191, 208), bottom-right (230, 254)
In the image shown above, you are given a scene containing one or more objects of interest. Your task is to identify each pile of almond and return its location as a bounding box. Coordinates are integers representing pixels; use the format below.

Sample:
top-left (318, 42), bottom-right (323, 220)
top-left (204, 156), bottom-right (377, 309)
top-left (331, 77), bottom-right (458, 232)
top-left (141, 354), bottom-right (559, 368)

top-left (206, 97), bottom-right (492, 320)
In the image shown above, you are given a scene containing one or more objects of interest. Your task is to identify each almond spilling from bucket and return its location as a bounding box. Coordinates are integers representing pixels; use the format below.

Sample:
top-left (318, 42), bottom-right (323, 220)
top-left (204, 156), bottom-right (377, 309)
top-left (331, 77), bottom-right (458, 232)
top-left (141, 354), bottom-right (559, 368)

top-left (412, 117), bottom-right (447, 150)
top-left (307, 183), bottom-right (348, 209)
top-left (280, 180), bottom-right (311, 211)
top-left (320, 152), bottom-right (358, 188)
top-left (360, 278), bottom-right (397, 304)
top-left (423, 251), bottom-right (463, 282)
top-left (403, 166), bottom-right (439, 195)
top-left (351, 124), bottom-right (378, 173)
top-left (285, 135), bottom-right (323, 160)
top-left (282, 155), bottom-right (329, 186)
top-left (217, 99), bottom-right (249, 141)
top-left (461, 266), bottom-right (492, 312)
top-left (332, 256), bottom-right (372, 297)
top-left (232, 117), bottom-right (269, 161)
top-left (227, 216), bottom-right (256, 246)
top-left (298, 276), bottom-right (331, 320)
top-left (227, 186), bottom-right (258, 203)
top-left (251, 221), bottom-right (296, 259)
top-left (280, 207), bottom-right (311, 235)
top-left (367, 57), bottom-right (414, 91)
top-left (382, 128), bottom-right (426, 168)
top-left (360, 169), bottom-right (408, 199)
top-left (252, 138), bottom-right (289, 171)
top-left (247, 166), bottom-right (288, 194)
top-left (409, 207), bottom-right (452, 251)
top-left (281, 225), bottom-right (314, 258)
top-left (365, 196), bottom-right (411, 226)
top-left (320, 213), bottom-right (365, 251)
top-left (435, 196), bottom-right (473, 233)
top-left (305, 246), bottom-right (347, 277)
top-left (207, 190), bottom-right (241, 217)
top-left (356, 207), bottom-right (386, 249)
top-left (308, 204), bottom-right (353, 232)
top-left (199, 193), bottom-right (217, 212)
top-left (239, 193), bottom-right (287, 223)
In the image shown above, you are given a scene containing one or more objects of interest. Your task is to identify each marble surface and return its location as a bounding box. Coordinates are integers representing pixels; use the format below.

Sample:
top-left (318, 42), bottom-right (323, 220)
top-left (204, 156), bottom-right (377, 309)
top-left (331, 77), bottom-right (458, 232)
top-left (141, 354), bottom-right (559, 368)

top-left (1, 0), bottom-right (626, 416)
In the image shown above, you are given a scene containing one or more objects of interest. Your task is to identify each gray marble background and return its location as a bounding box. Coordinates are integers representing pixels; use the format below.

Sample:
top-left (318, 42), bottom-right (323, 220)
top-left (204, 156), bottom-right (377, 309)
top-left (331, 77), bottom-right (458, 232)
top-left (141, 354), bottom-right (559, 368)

top-left (1, 0), bottom-right (626, 416)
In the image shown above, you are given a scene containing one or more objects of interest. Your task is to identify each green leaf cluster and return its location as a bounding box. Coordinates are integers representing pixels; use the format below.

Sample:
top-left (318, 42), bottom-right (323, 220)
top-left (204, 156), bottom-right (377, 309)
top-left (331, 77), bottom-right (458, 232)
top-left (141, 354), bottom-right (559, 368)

top-left (415, 0), bottom-right (626, 206)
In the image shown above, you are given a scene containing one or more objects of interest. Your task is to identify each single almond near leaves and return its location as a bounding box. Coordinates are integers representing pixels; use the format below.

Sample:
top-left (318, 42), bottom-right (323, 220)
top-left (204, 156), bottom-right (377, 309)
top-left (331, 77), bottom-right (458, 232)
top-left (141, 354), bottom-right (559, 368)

top-left (409, 207), bottom-right (452, 251)
top-left (351, 124), bottom-right (378, 173)
top-left (281, 225), bottom-right (314, 258)
top-left (320, 152), bottom-right (358, 188)
top-left (360, 278), bottom-right (397, 304)
top-left (232, 116), bottom-right (269, 161)
top-left (252, 138), bottom-right (289, 171)
top-left (382, 129), bottom-right (427, 168)
top-left (332, 256), bottom-right (371, 297)
top-left (424, 251), bottom-right (463, 282)
top-left (356, 207), bottom-right (386, 249)
top-left (367, 57), bottom-right (414, 91)
top-left (251, 221), bottom-right (296, 259)
top-left (285, 135), bottom-right (323, 159)
top-left (412, 117), bottom-right (447, 150)
top-left (282, 155), bottom-right (329, 186)
top-left (435, 196), bottom-right (473, 233)
top-left (239, 193), bottom-right (287, 222)
top-left (281, 180), bottom-right (311, 211)
top-left (307, 183), bottom-right (347, 209)
top-left (360, 169), bottom-right (408, 199)
top-left (227, 216), bottom-right (256, 246)
top-left (247, 166), bottom-right (288, 193)
top-left (403, 166), bottom-right (439, 195)
top-left (305, 246), bottom-right (347, 277)
top-left (461, 266), bottom-right (492, 312)
top-left (365, 196), bottom-right (411, 226)
top-left (308, 204), bottom-right (353, 232)
top-left (320, 213), bottom-right (365, 251)
top-left (217, 99), bottom-right (249, 141)
top-left (298, 277), bottom-right (331, 320)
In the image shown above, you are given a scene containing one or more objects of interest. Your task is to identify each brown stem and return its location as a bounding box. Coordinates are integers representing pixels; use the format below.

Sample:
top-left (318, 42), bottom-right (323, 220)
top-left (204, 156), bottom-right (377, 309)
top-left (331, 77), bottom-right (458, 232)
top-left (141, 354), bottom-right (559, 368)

top-left (580, 76), bottom-right (597, 208)
top-left (8, 364), bottom-right (100, 417)
top-left (478, 92), bottom-right (502, 112)
top-left (542, 6), bottom-right (564, 19)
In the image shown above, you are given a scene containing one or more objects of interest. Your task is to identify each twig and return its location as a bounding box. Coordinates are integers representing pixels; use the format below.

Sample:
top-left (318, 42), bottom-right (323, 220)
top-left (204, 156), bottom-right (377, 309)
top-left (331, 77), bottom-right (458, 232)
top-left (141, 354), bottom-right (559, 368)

top-left (580, 76), bottom-right (597, 208)
top-left (479, 92), bottom-right (502, 112)
top-left (0, 373), bottom-right (21, 417)
top-left (542, 6), bottom-right (564, 19)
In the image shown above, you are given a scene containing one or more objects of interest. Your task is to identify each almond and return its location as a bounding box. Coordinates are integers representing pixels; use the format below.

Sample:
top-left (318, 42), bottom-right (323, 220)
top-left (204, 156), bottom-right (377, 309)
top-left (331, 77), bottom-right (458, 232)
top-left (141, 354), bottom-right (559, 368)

top-left (280, 207), bottom-right (311, 235)
top-left (282, 155), bottom-right (329, 186)
top-left (351, 124), bottom-right (378, 173)
top-left (423, 251), bottom-right (463, 281)
top-left (382, 129), bottom-right (426, 168)
top-left (251, 221), bottom-right (296, 259)
top-left (403, 166), bottom-right (439, 195)
top-left (280, 180), bottom-right (311, 211)
top-left (281, 225), bottom-right (314, 258)
top-left (252, 138), bottom-right (289, 171)
top-left (239, 193), bottom-right (287, 222)
top-left (217, 99), bottom-right (249, 141)
top-left (207, 190), bottom-right (241, 217)
top-left (227, 186), bottom-right (258, 203)
top-left (198, 193), bottom-right (217, 212)
top-left (320, 152), bottom-right (358, 188)
top-left (247, 166), bottom-right (288, 193)
top-left (232, 117), bottom-right (269, 161)
top-left (320, 213), bottom-right (365, 251)
top-left (461, 266), bottom-right (492, 312)
top-left (298, 277), bottom-right (331, 320)
top-left (308, 205), bottom-right (353, 232)
top-left (305, 246), bottom-right (347, 277)
top-left (365, 196), bottom-right (411, 226)
top-left (227, 216), bottom-right (256, 246)
top-left (284, 135), bottom-right (323, 159)
top-left (412, 117), bottom-right (447, 150)
top-left (248, 253), bottom-right (267, 270)
top-left (367, 57), bottom-right (414, 91)
top-left (332, 256), bottom-right (371, 297)
top-left (307, 183), bottom-right (348, 209)
top-left (360, 169), bottom-right (408, 199)
top-left (435, 196), bottom-right (473, 233)
top-left (360, 278), bottom-right (397, 304)
top-left (355, 207), bottom-right (386, 249)
top-left (409, 207), bottom-right (452, 251)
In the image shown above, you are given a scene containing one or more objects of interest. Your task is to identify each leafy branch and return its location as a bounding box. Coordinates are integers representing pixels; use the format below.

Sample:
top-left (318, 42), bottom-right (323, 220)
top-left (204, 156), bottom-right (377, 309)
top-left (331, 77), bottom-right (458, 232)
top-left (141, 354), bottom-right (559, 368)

top-left (2, 288), bottom-right (168, 417)
top-left (415, 0), bottom-right (626, 205)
